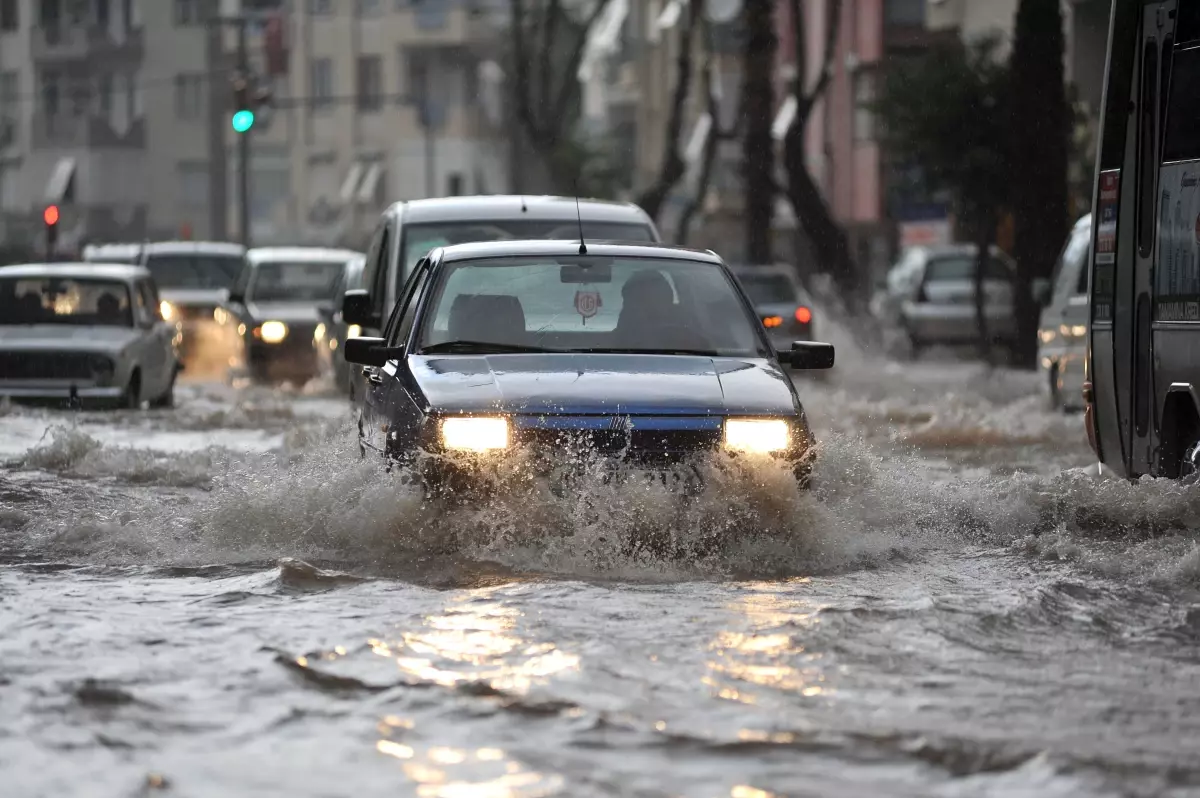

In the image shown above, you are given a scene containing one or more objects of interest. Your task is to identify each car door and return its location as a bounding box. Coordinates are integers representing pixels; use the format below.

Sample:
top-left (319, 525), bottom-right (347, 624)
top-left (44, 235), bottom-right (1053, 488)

top-left (360, 259), bottom-right (431, 452)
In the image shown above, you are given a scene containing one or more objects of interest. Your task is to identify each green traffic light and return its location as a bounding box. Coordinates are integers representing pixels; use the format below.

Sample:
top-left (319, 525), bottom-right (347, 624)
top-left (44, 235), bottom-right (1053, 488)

top-left (231, 110), bottom-right (255, 133)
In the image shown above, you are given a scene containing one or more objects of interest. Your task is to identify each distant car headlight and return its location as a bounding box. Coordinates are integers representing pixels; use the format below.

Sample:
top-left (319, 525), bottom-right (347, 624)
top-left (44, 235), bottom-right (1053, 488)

top-left (347, 324), bottom-right (363, 339)
top-left (1039, 329), bottom-right (1057, 344)
top-left (724, 418), bottom-right (790, 454)
top-left (257, 321), bottom-right (288, 343)
top-left (314, 323), bottom-right (327, 343)
top-left (160, 300), bottom-right (176, 321)
top-left (441, 417), bottom-right (510, 452)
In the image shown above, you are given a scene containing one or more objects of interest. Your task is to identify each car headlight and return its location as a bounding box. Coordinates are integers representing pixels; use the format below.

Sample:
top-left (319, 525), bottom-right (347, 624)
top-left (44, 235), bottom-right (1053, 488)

top-left (441, 417), bottom-right (510, 452)
top-left (347, 324), bottom-right (363, 339)
top-left (314, 323), bottom-right (327, 343)
top-left (724, 418), bottom-right (790, 454)
top-left (1039, 329), bottom-right (1056, 344)
top-left (257, 321), bottom-right (288, 343)
top-left (160, 300), bottom-right (176, 321)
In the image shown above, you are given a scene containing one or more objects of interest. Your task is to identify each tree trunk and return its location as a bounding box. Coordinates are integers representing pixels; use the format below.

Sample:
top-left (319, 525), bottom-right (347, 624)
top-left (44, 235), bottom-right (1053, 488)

top-left (1010, 0), bottom-right (1069, 368)
top-left (636, 0), bottom-right (702, 223)
top-left (677, 50), bottom-right (720, 246)
top-left (741, 0), bottom-right (778, 263)
top-left (973, 214), bottom-right (994, 365)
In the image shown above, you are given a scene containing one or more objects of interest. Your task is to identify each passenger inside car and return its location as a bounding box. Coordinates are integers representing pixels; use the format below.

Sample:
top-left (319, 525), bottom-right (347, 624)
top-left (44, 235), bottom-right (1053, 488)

top-left (96, 292), bottom-right (125, 326)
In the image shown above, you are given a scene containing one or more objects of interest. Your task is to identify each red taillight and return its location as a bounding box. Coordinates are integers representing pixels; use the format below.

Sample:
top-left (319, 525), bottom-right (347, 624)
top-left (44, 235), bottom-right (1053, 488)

top-left (795, 306), bottom-right (812, 324)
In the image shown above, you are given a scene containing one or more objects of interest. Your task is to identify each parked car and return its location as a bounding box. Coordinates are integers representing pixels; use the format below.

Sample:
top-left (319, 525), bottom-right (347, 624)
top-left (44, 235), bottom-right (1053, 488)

top-left (728, 263), bottom-right (821, 351)
top-left (83, 241), bottom-right (246, 375)
top-left (874, 244), bottom-right (1020, 354)
top-left (1038, 215), bottom-right (1091, 412)
top-left (222, 247), bottom-right (363, 385)
top-left (0, 263), bottom-right (180, 408)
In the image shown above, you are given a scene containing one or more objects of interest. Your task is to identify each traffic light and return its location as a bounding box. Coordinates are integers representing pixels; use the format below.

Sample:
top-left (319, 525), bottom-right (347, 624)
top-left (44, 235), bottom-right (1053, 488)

top-left (230, 74), bottom-right (272, 134)
top-left (43, 204), bottom-right (59, 258)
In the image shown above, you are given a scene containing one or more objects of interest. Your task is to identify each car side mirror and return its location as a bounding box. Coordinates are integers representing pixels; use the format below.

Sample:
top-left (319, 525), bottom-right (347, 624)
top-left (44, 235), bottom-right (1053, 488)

top-left (343, 289), bottom-right (381, 328)
top-left (782, 341), bottom-right (835, 370)
top-left (343, 336), bottom-right (394, 367)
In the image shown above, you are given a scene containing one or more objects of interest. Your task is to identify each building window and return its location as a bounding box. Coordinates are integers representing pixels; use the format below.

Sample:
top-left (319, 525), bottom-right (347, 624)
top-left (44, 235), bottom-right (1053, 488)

top-left (174, 0), bottom-right (199, 25)
top-left (66, 0), bottom-right (88, 26)
top-left (40, 0), bottom-right (62, 29)
top-left (356, 55), bottom-right (382, 112)
top-left (42, 72), bottom-right (61, 117)
top-left (0, 0), bottom-right (18, 31)
top-left (308, 0), bottom-right (331, 15)
top-left (884, 0), bottom-right (924, 26)
top-left (310, 58), bottom-right (333, 109)
top-left (0, 71), bottom-right (16, 111)
top-left (69, 77), bottom-right (89, 116)
top-left (853, 69), bottom-right (875, 142)
top-left (357, 0), bottom-right (380, 15)
top-left (175, 73), bottom-right (205, 119)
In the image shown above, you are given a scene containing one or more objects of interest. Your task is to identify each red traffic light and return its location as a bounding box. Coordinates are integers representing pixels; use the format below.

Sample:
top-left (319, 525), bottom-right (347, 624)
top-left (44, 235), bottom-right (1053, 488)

top-left (43, 205), bottom-right (60, 226)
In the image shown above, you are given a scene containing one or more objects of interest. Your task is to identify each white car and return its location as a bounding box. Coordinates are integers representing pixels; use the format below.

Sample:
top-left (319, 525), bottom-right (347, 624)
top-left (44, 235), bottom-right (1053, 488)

top-left (1038, 214), bottom-right (1091, 412)
top-left (0, 263), bottom-right (180, 408)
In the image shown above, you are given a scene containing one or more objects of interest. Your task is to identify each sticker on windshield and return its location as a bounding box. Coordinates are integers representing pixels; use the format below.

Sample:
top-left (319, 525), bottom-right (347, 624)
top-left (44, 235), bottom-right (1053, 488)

top-left (574, 290), bottom-right (602, 324)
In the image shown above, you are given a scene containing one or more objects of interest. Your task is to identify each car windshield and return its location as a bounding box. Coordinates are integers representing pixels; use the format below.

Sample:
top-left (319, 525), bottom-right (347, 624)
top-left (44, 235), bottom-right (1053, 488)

top-left (0, 277), bottom-right (133, 327)
top-left (926, 255), bottom-right (1011, 281)
top-left (144, 254), bottom-right (243, 290)
top-left (249, 260), bottom-right (346, 303)
top-left (736, 273), bottom-right (797, 304)
top-left (416, 256), bottom-right (769, 358)
top-left (402, 220), bottom-right (656, 275)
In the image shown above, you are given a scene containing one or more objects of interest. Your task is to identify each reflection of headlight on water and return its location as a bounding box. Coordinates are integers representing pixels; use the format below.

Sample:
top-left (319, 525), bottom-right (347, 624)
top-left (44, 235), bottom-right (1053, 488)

top-left (441, 417), bottom-right (510, 452)
top-left (257, 321), bottom-right (288, 343)
top-left (724, 419), bottom-right (790, 454)
top-left (160, 300), bottom-right (176, 321)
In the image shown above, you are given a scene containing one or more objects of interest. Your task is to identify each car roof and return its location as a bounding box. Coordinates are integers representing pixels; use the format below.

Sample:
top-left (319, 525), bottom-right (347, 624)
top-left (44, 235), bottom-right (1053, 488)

top-left (246, 246), bottom-right (365, 265)
top-left (0, 262), bottom-right (151, 281)
top-left (390, 195), bottom-right (654, 226)
top-left (83, 241), bottom-right (246, 257)
top-left (431, 239), bottom-right (722, 264)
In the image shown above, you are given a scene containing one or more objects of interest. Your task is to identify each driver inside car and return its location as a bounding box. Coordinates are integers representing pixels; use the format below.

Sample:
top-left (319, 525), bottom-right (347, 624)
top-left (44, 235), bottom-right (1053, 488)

top-left (615, 270), bottom-right (709, 351)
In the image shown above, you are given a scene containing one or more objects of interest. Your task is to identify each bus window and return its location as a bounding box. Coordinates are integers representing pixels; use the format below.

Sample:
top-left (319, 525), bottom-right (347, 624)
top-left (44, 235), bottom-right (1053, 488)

top-left (1162, 46), bottom-right (1200, 164)
top-left (1155, 44), bottom-right (1200, 321)
top-left (1178, 2), bottom-right (1200, 46)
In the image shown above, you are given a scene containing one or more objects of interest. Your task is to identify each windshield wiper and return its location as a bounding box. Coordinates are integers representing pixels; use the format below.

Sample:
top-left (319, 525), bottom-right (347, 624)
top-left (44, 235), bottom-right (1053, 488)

top-left (419, 340), bottom-right (567, 355)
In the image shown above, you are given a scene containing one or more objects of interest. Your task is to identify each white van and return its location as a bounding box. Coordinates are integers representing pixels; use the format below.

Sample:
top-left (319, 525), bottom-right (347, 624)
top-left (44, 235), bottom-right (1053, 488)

top-left (1038, 214), bottom-right (1091, 412)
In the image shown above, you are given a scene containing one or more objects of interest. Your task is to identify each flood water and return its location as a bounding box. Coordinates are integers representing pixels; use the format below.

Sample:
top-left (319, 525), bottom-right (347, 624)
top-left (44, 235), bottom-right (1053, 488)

top-left (2, 331), bottom-right (1200, 797)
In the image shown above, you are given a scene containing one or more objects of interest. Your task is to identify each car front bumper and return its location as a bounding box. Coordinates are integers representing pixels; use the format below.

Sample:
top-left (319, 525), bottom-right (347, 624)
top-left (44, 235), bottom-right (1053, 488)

top-left (0, 381), bottom-right (123, 399)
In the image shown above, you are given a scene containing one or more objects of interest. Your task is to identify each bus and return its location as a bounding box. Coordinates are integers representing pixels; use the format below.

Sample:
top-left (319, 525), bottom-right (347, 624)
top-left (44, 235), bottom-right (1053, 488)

top-left (1085, 0), bottom-right (1200, 480)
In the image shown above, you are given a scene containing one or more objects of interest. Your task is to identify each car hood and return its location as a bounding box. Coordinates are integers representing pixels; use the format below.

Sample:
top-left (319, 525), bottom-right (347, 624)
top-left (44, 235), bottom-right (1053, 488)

top-left (245, 302), bottom-right (324, 325)
top-left (408, 354), bottom-right (800, 416)
top-left (161, 288), bottom-right (227, 307)
top-left (0, 325), bottom-right (141, 353)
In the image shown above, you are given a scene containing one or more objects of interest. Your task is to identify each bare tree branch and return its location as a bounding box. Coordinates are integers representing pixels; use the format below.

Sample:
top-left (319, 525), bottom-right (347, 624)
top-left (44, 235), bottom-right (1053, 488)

top-left (552, 0), bottom-right (617, 128)
top-left (677, 33), bottom-right (720, 245)
top-left (636, 0), bottom-right (702, 222)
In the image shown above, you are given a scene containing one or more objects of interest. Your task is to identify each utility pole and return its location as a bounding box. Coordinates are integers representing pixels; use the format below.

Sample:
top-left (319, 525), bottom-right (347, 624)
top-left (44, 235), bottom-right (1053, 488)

top-left (236, 19), bottom-right (251, 249)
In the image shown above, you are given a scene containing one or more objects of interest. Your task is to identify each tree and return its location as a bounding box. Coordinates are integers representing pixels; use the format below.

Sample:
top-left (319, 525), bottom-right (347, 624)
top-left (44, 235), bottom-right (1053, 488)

top-left (509, 0), bottom-right (616, 194)
top-left (1010, 0), bottom-right (1069, 367)
top-left (636, 0), bottom-right (704, 223)
top-left (779, 0), bottom-right (866, 314)
top-left (875, 37), bottom-right (1011, 361)
top-left (741, 0), bottom-right (778, 263)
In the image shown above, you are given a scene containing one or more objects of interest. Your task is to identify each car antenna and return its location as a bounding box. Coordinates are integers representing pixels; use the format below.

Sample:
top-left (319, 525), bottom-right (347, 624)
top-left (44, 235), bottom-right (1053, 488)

top-left (575, 193), bottom-right (587, 255)
top-left (520, 196), bottom-right (527, 213)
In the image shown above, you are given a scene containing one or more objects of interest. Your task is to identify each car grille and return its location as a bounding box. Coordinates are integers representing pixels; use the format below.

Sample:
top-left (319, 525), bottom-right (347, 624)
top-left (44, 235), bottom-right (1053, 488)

top-left (0, 351), bottom-right (105, 380)
top-left (517, 427), bottom-right (721, 465)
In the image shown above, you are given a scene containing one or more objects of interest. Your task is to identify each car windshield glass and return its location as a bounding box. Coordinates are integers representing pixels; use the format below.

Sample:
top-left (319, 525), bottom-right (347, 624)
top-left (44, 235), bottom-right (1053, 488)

top-left (736, 273), bottom-right (797, 304)
top-left (0, 277), bottom-right (133, 327)
top-left (144, 254), bottom-right (243, 289)
top-left (402, 220), bottom-right (656, 274)
top-left (249, 260), bottom-right (346, 302)
top-left (417, 256), bottom-right (769, 358)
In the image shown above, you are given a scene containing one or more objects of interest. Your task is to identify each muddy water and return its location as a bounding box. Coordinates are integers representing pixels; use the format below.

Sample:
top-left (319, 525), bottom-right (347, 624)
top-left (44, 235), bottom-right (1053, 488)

top-left (2, 353), bottom-right (1200, 797)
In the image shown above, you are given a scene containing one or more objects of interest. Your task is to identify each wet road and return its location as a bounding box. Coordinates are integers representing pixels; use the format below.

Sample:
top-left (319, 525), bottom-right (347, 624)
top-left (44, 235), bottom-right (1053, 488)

top-left (2, 341), bottom-right (1200, 797)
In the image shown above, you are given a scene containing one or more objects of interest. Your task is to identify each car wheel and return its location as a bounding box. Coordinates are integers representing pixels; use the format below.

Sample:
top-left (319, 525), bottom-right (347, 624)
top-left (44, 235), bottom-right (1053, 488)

top-left (120, 370), bottom-right (141, 410)
top-left (151, 367), bottom-right (178, 409)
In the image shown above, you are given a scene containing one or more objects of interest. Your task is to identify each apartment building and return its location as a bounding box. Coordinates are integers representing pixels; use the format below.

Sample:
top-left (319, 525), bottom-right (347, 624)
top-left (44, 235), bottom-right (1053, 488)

top-left (223, 0), bottom-right (510, 248)
top-left (0, 0), bottom-right (222, 250)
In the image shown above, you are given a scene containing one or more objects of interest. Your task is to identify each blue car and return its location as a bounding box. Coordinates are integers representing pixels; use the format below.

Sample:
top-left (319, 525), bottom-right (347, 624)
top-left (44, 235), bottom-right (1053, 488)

top-left (342, 240), bottom-right (834, 496)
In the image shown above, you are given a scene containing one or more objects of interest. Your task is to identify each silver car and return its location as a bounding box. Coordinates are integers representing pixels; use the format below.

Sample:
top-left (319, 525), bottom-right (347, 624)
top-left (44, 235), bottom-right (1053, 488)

top-left (0, 263), bottom-right (180, 408)
top-left (876, 244), bottom-right (1019, 354)
top-left (1038, 215), bottom-right (1091, 412)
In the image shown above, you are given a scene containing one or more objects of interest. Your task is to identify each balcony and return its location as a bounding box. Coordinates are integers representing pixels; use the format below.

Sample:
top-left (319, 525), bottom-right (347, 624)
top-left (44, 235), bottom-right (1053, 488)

top-left (31, 25), bottom-right (144, 64)
top-left (32, 112), bottom-right (145, 149)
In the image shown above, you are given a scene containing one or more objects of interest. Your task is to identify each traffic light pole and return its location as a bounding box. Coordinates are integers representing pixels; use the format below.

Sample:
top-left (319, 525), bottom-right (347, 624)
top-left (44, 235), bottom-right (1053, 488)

top-left (236, 20), bottom-right (251, 250)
